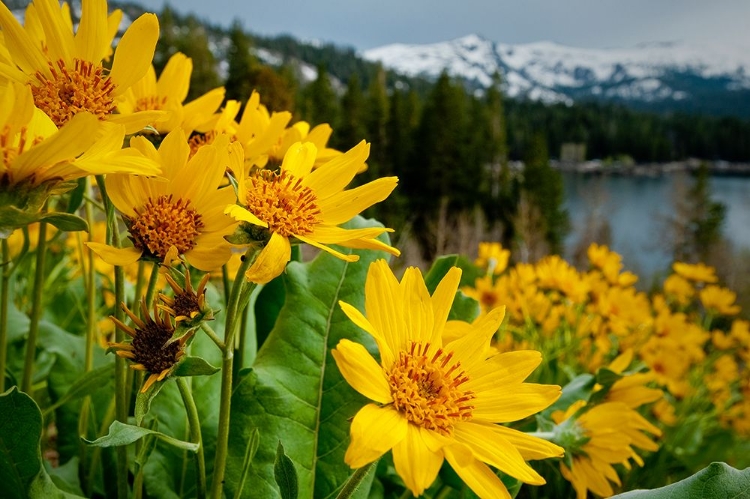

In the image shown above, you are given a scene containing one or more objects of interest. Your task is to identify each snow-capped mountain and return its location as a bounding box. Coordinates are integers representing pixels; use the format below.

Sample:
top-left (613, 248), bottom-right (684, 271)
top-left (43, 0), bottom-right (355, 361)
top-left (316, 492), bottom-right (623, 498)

top-left (363, 34), bottom-right (750, 111)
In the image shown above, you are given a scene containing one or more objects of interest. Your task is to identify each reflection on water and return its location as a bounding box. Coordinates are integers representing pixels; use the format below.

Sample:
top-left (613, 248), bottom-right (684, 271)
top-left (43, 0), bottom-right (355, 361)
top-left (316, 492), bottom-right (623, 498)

top-left (562, 172), bottom-right (750, 280)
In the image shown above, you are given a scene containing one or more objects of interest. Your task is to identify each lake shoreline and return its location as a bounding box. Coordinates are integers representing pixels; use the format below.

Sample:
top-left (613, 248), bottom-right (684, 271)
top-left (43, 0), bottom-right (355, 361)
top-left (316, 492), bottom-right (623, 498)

top-left (553, 158), bottom-right (750, 177)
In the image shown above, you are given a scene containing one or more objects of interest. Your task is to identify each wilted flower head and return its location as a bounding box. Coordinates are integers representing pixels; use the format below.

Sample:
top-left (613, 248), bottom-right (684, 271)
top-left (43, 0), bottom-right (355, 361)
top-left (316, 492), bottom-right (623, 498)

top-left (109, 300), bottom-right (194, 392)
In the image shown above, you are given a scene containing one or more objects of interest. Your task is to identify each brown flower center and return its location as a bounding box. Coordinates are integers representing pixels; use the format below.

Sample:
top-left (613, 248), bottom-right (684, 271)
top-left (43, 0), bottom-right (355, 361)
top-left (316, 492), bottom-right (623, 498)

top-left (387, 342), bottom-right (474, 435)
top-left (31, 59), bottom-right (116, 127)
top-left (131, 318), bottom-right (180, 374)
top-left (244, 170), bottom-right (321, 237)
top-left (128, 195), bottom-right (204, 258)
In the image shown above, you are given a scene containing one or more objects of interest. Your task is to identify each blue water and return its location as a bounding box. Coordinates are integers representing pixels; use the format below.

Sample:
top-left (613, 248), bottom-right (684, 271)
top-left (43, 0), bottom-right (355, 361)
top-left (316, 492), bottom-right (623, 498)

top-left (562, 172), bottom-right (750, 280)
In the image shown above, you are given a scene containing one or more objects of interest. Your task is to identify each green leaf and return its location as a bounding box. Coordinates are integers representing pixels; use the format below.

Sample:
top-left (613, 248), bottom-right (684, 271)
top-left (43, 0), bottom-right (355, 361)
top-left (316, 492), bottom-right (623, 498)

top-left (0, 387), bottom-right (84, 499)
top-left (135, 378), bottom-right (168, 426)
top-left (542, 373), bottom-right (595, 417)
top-left (173, 356), bottom-right (220, 377)
top-left (226, 216), bottom-right (391, 499)
top-left (43, 364), bottom-right (113, 416)
top-left (65, 178), bottom-right (87, 214)
top-left (274, 442), bottom-right (299, 499)
top-left (39, 212), bottom-right (89, 232)
top-left (423, 254), bottom-right (480, 322)
top-left (83, 420), bottom-right (199, 452)
top-left (612, 462), bottom-right (750, 498)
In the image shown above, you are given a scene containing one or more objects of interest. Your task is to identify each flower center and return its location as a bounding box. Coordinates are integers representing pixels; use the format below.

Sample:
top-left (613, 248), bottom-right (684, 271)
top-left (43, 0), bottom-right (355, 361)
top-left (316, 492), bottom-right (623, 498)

top-left (31, 59), bottom-right (116, 128)
top-left (131, 317), bottom-right (180, 374)
top-left (188, 131), bottom-right (218, 158)
top-left (135, 95), bottom-right (167, 112)
top-left (480, 290), bottom-right (498, 308)
top-left (387, 342), bottom-right (475, 435)
top-left (128, 195), bottom-right (204, 258)
top-left (244, 169), bottom-right (321, 237)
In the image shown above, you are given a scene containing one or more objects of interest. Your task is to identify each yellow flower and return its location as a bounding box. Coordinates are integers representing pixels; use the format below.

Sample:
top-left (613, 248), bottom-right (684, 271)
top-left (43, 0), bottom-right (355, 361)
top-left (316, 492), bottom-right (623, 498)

top-left (554, 401), bottom-right (661, 499)
top-left (116, 52), bottom-right (225, 135)
top-left (672, 261), bottom-right (717, 283)
top-left (603, 350), bottom-right (663, 409)
top-left (269, 121), bottom-right (342, 167)
top-left (700, 285), bottom-right (740, 316)
top-left (0, 0), bottom-right (161, 133)
top-left (475, 241), bottom-right (510, 275)
top-left (226, 141), bottom-right (400, 284)
top-left (332, 260), bottom-right (563, 498)
top-left (234, 91), bottom-right (292, 168)
top-left (109, 300), bottom-right (193, 392)
top-left (0, 82), bottom-right (159, 233)
top-left (87, 128), bottom-right (237, 271)
top-left (461, 274), bottom-right (504, 316)
top-left (663, 273), bottom-right (695, 306)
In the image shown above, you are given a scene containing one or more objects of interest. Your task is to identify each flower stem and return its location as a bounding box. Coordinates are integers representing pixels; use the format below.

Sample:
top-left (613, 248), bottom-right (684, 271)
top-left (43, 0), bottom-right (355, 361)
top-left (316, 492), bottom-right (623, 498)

top-left (210, 248), bottom-right (258, 499)
top-left (145, 260), bottom-right (161, 309)
top-left (200, 322), bottom-right (224, 349)
top-left (0, 238), bottom-right (10, 392)
top-left (21, 220), bottom-right (47, 394)
top-left (336, 461), bottom-right (377, 499)
top-left (177, 377), bottom-right (207, 499)
top-left (98, 174), bottom-right (130, 499)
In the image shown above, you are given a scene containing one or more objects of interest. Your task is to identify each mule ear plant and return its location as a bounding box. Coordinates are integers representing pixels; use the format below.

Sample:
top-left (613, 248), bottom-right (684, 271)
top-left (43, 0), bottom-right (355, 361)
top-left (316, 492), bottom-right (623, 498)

top-left (109, 299), bottom-right (194, 393)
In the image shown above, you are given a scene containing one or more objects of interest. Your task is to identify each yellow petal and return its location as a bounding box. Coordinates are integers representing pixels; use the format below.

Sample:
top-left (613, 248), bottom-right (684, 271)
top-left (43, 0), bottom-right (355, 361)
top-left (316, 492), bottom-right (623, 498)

top-left (295, 234), bottom-right (359, 262)
top-left (400, 266), bottom-right (434, 346)
top-left (443, 306), bottom-right (505, 370)
top-left (317, 177), bottom-right (398, 225)
top-left (156, 52), bottom-right (191, 104)
top-left (107, 110), bottom-right (167, 134)
top-left (245, 232), bottom-right (290, 284)
top-left (224, 204), bottom-right (268, 228)
top-left (331, 339), bottom-right (391, 404)
top-left (365, 260), bottom-right (406, 357)
top-left (453, 421), bottom-right (546, 485)
top-left (345, 404), bottom-right (407, 469)
top-left (338, 301), bottom-right (394, 367)
top-left (488, 424), bottom-right (565, 461)
top-left (303, 140), bottom-right (370, 199)
top-left (466, 350), bottom-right (544, 393)
top-left (429, 267), bottom-right (462, 345)
top-left (86, 242), bottom-right (142, 266)
top-left (472, 383), bottom-right (561, 422)
top-left (34, 0), bottom-right (75, 66)
top-left (280, 142), bottom-right (317, 179)
top-left (392, 426), bottom-right (444, 497)
top-left (109, 13), bottom-right (159, 96)
top-left (0, 2), bottom-right (48, 76)
top-left (444, 444), bottom-right (512, 499)
top-left (74, 0), bottom-right (108, 63)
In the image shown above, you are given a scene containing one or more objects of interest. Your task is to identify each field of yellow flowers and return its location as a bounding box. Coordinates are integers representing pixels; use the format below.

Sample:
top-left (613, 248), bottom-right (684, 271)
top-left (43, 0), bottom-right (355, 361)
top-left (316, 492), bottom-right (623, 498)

top-left (0, 1), bottom-right (748, 498)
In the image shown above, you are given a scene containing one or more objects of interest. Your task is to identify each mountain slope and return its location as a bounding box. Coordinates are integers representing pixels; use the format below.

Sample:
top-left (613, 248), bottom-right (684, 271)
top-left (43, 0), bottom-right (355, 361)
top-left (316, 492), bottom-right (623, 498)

top-left (363, 34), bottom-right (750, 115)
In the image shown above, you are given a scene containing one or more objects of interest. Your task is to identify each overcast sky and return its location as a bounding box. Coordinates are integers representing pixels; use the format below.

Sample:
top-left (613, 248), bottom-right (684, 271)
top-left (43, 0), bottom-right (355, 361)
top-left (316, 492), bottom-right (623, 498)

top-left (142, 0), bottom-right (750, 52)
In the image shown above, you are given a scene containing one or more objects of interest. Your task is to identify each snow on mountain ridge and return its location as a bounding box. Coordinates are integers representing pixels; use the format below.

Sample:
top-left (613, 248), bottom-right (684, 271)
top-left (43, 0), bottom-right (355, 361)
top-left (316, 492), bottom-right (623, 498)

top-left (363, 34), bottom-right (750, 104)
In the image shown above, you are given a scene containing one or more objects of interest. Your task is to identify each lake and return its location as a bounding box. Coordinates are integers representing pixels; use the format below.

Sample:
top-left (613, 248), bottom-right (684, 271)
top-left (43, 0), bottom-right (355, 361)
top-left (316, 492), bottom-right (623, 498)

top-left (562, 172), bottom-right (750, 280)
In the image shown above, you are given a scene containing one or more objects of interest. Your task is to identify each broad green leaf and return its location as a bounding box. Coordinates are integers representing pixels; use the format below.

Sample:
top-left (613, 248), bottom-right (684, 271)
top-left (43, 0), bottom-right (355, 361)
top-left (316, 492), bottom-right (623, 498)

top-left (173, 356), bottom-right (220, 377)
top-left (45, 457), bottom-right (84, 496)
top-left (43, 364), bottom-right (113, 416)
top-left (226, 216), bottom-right (391, 499)
top-left (135, 378), bottom-right (168, 426)
top-left (40, 212), bottom-right (89, 232)
top-left (612, 462), bottom-right (750, 498)
top-left (274, 442), bottom-right (299, 499)
top-left (84, 420), bottom-right (199, 452)
top-left (0, 387), bottom-right (83, 499)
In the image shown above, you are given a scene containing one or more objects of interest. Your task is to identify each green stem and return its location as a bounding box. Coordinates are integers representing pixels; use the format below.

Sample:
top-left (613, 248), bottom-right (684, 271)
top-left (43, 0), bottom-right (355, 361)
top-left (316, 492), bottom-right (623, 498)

top-left (200, 322), bottom-right (224, 349)
top-left (85, 395), bottom-right (116, 496)
top-left (99, 174), bottom-right (130, 499)
top-left (144, 261), bottom-right (161, 310)
top-left (210, 248), bottom-right (258, 499)
top-left (177, 377), bottom-right (207, 499)
top-left (336, 461), bottom-right (377, 499)
top-left (21, 221), bottom-right (48, 393)
top-left (234, 302), bottom-right (249, 383)
top-left (222, 264), bottom-right (231, 307)
top-left (133, 260), bottom-right (146, 313)
top-left (0, 239), bottom-right (10, 392)
top-left (525, 431), bottom-right (556, 441)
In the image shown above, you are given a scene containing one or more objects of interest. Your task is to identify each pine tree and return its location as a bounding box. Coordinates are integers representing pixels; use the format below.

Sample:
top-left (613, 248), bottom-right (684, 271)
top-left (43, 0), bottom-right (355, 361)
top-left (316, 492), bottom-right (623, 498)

top-left (363, 66), bottom-right (389, 182)
top-left (522, 132), bottom-right (569, 256)
top-left (224, 20), bottom-right (256, 104)
top-left (302, 63), bottom-right (339, 127)
top-left (335, 74), bottom-right (366, 152)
